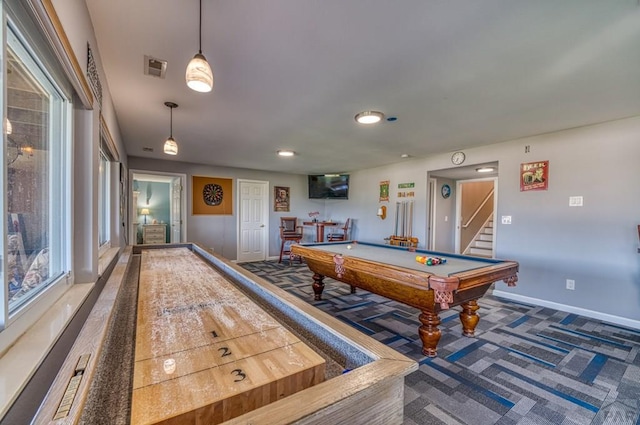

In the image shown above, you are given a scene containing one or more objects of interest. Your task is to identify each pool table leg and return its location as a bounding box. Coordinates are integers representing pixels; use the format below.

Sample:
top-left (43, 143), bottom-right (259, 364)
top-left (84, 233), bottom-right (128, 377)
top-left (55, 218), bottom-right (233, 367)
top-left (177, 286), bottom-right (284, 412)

top-left (460, 300), bottom-right (480, 337)
top-left (312, 273), bottom-right (325, 301)
top-left (418, 308), bottom-right (441, 357)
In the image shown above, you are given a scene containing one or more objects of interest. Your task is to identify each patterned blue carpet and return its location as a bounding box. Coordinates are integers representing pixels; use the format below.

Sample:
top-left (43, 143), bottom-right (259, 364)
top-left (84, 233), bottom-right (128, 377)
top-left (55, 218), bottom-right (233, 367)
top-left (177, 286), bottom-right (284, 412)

top-left (240, 260), bottom-right (640, 425)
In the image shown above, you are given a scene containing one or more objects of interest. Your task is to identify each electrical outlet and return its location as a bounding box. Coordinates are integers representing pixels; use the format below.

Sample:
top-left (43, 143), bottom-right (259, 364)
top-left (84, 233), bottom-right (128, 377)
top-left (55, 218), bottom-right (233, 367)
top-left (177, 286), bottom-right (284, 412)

top-left (566, 279), bottom-right (575, 290)
top-left (501, 216), bottom-right (512, 224)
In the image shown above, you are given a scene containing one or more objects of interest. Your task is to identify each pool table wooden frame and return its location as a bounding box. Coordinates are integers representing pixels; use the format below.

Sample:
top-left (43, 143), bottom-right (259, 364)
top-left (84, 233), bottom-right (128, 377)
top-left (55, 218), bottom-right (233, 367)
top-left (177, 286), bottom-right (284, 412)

top-left (291, 241), bottom-right (519, 357)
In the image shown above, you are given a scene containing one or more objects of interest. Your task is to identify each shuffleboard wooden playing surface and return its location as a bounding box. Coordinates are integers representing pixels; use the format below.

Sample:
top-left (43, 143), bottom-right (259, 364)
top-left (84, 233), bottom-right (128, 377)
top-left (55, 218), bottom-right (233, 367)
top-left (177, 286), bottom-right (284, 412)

top-left (131, 248), bottom-right (325, 424)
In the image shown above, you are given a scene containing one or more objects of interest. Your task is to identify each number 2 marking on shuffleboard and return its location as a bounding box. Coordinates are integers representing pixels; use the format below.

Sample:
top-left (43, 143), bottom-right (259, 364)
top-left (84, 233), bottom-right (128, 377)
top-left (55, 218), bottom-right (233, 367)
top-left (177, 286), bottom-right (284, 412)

top-left (218, 347), bottom-right (232, 357)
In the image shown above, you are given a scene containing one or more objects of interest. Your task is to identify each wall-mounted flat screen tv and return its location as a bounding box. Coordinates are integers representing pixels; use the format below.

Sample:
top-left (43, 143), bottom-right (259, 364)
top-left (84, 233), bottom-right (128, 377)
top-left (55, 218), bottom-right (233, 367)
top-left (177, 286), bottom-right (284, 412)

top-left (308, 174), bottom-right (349, 199)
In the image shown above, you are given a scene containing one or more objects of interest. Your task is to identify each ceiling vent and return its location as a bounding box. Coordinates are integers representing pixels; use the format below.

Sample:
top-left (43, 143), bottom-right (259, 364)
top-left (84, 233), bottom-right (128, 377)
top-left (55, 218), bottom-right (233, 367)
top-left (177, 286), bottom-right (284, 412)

top-left (144, 55), bottom-right (167, 79)
top-left (142, 147), bottom-right (154, 152)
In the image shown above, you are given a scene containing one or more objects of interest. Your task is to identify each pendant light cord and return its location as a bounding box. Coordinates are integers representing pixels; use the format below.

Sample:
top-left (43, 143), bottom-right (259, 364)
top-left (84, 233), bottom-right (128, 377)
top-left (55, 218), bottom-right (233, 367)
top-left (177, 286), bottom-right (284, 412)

top-left (170, 106), bottom-right (173, 138)
top-left (198, 0), bottom-right (203, 54)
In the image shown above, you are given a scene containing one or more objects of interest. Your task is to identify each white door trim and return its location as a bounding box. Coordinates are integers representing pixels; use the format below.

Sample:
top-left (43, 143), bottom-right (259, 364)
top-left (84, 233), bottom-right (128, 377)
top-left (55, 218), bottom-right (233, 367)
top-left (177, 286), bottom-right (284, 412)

top-left (129, 169), bottom-right (187, 244)
top-left (455, 176), bottom-right (497, 255)
top-left (428, 177), bottom-right (437, 250)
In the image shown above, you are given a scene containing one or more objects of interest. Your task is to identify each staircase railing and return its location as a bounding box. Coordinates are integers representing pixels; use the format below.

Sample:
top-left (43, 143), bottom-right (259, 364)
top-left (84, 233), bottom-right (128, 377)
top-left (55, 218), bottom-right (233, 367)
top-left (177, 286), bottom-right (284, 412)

top-left (463, 214), bottom-right (493, 255)
top-left (462, 188), bottom-right (494, 229)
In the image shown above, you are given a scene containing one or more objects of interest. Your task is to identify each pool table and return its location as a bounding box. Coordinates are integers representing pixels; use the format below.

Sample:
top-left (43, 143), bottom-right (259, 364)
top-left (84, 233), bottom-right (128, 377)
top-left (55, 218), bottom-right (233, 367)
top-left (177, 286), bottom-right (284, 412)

top-left (291, 241), bottom-right (519, 357)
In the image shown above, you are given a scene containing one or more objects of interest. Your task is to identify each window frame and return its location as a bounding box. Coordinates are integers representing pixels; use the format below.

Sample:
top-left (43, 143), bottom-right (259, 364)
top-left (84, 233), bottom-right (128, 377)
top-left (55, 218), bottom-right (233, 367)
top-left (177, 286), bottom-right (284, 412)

top-left (1, 11), bottom-right (72, 330)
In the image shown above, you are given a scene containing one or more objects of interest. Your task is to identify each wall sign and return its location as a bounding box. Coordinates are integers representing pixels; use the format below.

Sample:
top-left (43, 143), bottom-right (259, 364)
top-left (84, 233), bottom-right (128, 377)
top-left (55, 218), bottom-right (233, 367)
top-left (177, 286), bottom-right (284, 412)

top-left (274, 186), bottom-right (290, 212)
top-left (520, 160), bottom-right (549, 191)
top-left (379, 180), bottom-right (390, 202)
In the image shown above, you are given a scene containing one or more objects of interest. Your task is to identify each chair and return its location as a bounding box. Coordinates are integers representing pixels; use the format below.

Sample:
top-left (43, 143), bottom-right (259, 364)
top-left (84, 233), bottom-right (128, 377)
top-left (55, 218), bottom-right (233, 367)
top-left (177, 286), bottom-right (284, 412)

top-left (279, 217), bottom-right (303, 263)
top-left (327, 218), bottom-right (351, 242)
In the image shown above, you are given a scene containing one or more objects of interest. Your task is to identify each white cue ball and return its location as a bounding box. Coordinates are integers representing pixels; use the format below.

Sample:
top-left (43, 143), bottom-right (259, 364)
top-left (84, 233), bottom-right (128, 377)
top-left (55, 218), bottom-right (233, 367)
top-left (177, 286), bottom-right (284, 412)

top-left (346, 245), bottom-right (352, 250)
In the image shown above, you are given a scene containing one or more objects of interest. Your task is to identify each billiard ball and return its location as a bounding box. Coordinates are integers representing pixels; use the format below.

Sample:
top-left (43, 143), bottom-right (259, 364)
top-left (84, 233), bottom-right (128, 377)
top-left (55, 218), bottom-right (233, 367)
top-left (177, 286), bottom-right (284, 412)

top-left (346, 245), bottom-right (352, 250)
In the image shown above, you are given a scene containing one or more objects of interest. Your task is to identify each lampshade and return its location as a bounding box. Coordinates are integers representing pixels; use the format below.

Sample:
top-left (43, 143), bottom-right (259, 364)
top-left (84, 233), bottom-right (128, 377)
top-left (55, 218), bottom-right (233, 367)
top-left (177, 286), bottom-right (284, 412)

top-left (163, 102), bottom-right (178, 155)
top-left (186, 53), bottom-right (213, 92)
top-left (164, 137), bottom-right (178, 155)
top-left (186, 0), bottom-right (213, 93)
top-left (4, 118), bottom-right (12, 135)
top-left (140, 208), bottom-right (150, 215)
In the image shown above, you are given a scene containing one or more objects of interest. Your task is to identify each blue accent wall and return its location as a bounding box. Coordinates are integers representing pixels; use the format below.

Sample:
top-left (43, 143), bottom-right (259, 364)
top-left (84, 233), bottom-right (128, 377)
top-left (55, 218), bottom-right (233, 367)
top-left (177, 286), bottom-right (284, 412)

top-left (135, 180), bottom-right (171, 242)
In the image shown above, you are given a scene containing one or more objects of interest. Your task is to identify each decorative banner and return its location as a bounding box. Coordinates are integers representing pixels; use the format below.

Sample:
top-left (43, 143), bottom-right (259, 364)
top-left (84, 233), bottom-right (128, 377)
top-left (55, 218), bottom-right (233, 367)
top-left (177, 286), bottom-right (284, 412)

top-left (192, 176), bottom-right (233, 215)
top-left (520, 160), bottom-right (549, 191)
top-left (274, 186), bottom-right (290, 212)
top-left (397, 182), bottom-right (415, 197)
top-left (379, 180), bottom-right (390, 202)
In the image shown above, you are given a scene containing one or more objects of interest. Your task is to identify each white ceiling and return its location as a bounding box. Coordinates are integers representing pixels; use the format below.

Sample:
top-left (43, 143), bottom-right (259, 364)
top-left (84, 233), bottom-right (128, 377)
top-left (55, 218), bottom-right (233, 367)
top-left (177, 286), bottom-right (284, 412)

top-left (85, 0), bottom-right (640, 176)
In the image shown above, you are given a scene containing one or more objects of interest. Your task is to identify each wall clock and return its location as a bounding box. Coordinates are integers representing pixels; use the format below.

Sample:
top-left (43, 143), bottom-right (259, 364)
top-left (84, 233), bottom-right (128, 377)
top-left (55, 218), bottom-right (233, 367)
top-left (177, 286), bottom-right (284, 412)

top-left (451, 151), bottom-right (465, 165)
top-left (441, 184), bottom-right (451, 199)
top-left (203, 183), bottom-right (223, 206)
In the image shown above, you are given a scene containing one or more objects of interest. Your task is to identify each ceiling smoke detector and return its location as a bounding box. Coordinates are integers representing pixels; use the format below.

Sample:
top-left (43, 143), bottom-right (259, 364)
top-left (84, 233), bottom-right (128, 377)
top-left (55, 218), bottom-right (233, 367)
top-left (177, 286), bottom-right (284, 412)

top-left (144, 55), bottom-right (167, 79)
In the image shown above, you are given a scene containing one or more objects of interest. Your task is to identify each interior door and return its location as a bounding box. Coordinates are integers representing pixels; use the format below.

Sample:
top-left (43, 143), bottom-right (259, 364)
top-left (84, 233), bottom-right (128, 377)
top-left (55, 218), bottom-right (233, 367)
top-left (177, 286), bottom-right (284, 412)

top-left (237, 180), bottom-right (268, 262)
top-left (170, 177), bottom-right (182, 243)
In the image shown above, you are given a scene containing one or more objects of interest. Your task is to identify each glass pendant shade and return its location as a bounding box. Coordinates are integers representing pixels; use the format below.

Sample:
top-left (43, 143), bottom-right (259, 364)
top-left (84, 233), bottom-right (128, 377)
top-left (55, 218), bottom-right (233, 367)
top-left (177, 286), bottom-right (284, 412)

top-left (164, 137), bottom-right (178, 155)
top-left (186, 53), bottom-right (213, 93)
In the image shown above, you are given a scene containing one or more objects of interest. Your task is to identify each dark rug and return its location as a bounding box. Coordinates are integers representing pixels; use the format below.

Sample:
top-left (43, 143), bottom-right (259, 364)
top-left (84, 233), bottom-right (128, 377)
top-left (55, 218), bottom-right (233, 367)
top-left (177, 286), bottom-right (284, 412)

top-left (240, 260), bottom-right (640, 425)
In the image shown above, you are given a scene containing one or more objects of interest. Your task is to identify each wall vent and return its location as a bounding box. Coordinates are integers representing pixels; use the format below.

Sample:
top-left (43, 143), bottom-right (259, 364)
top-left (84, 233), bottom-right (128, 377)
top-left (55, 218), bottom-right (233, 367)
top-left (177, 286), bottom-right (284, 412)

top-left (142, 147), bottom-right (154, 152)
top-left (144, 55), bottom-right (167, 79)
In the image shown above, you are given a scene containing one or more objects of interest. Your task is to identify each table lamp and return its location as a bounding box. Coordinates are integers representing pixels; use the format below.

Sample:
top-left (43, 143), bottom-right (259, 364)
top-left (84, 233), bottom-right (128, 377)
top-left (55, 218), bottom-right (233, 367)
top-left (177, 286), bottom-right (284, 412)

top-left (140, 208), bottom-right (150, 224)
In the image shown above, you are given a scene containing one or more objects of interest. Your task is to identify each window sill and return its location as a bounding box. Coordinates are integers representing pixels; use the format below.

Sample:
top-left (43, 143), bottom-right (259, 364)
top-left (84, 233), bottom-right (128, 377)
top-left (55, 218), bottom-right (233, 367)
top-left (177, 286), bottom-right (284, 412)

top-left (98, 247), bottom-right (119, 277)
top-left (0, 282), bottom-right (93, 418)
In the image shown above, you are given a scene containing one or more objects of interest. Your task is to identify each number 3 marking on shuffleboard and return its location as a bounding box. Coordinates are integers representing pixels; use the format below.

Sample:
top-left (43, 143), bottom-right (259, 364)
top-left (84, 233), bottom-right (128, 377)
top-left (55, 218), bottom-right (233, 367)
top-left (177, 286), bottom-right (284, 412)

top-left (231, 369), bottom-right (246, 382)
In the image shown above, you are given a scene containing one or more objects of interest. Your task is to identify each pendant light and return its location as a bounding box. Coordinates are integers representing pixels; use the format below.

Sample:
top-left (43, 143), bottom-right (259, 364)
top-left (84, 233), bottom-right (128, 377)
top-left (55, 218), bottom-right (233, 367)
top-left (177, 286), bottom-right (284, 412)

top-left (185, 0), bottom-right (213, 92)
top-left (163, 102), bottom-right (179, 155)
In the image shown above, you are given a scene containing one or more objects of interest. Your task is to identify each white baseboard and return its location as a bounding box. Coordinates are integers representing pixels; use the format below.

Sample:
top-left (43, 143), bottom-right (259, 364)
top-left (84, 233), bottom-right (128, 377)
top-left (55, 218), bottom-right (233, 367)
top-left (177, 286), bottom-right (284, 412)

top-left (492, 290), bottom-right (640, 331)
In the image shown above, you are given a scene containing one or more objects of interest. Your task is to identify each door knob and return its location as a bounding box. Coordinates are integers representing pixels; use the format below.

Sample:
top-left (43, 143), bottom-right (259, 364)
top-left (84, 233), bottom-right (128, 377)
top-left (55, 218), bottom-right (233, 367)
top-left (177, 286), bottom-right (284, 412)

top-left (260, 224), bottom-right (265, 227)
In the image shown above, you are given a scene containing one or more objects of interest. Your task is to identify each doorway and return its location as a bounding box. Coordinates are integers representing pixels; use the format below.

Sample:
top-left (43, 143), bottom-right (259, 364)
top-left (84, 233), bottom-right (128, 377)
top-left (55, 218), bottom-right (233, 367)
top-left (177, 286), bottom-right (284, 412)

top-left (237, 179), bottom-right (269, 262)
top-left (455, 177), bottom-right (497, 256)
top-left (428, 162), bottom-right (498, 255)
top-left (130, 171), bottom-right (187, 245)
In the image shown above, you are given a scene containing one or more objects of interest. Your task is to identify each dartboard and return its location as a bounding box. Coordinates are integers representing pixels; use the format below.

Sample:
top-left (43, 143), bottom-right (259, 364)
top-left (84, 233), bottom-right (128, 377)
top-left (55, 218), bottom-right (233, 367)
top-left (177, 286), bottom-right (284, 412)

top-left (203, 183), bottom-right (223, 206)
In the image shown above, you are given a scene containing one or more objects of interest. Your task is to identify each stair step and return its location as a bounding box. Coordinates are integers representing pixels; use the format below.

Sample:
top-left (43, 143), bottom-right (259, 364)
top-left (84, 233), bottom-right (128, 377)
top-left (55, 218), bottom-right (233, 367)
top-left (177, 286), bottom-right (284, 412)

top-left (479, 234), bottom-right (493, 241)
top-left (473, 240), bottom-right (493, 249)
top-left (469, 247), bottom-right (493, 257)
top-left (483, 227), bottom-right (493, 235)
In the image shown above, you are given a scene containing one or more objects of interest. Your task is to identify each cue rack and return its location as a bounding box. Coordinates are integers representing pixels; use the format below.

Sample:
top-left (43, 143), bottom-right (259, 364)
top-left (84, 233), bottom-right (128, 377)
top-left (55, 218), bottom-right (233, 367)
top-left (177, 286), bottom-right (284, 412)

top-left (387, 200), bottom-right (419, 248)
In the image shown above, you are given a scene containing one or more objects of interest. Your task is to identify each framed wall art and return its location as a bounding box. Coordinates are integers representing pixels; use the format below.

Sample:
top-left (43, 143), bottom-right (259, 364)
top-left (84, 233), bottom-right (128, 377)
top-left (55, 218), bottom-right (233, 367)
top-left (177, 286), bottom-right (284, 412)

top-left (379, 180), bottom-right (390, 202)
top-left (192, 176), bottom-right (233, 215)
top-left (520, 160), bottom-right (549, 192)
top-left (274, 186), bottom-right (290, 212)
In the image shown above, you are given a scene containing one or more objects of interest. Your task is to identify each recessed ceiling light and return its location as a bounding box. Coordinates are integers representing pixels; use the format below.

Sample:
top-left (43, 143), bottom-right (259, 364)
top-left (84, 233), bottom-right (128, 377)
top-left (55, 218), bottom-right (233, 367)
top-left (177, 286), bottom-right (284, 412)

top-left (277, 150), bottom-right (295, 157)
top-left (355, 111), bottom-right (384, 124)
top-left (476, 167), bottom-right (495, 173)
top-left (401, 154), bottom-right (410, 158)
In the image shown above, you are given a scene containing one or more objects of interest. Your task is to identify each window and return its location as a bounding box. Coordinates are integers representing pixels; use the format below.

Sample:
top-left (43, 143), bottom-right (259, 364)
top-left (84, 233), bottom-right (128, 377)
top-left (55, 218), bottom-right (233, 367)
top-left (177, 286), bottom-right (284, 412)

top-left (3, 17), bottom-right (71, 320)
top-left (98, 148), bottom-right (110, 249)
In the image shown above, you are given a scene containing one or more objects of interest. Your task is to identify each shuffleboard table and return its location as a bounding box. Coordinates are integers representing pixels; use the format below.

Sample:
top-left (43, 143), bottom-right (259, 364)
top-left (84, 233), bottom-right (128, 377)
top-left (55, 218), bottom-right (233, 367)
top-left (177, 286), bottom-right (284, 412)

top-left (291, 241), bottom-right (519, 357)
